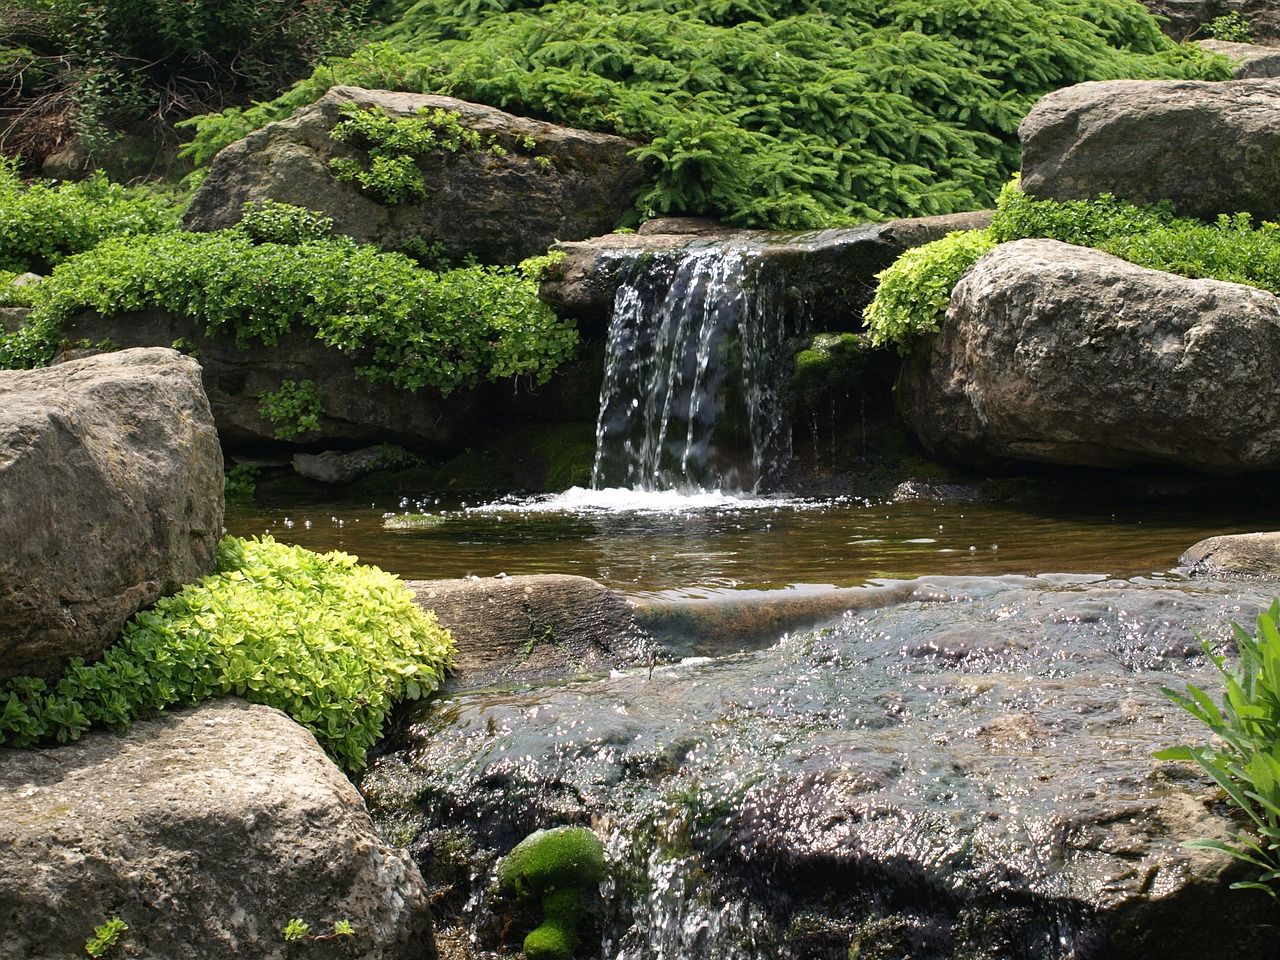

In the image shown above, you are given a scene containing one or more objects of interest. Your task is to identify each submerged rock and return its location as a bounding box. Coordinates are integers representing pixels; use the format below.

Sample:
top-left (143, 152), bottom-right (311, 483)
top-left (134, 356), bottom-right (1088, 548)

top-left (0, 348), bottom-right (222, 680)
top-left (1019, 78), bottom-right (1280, 223)
top-left (1179, 531), bottom-right (1280, 577)
top-left (403, 574), bottom-right (651, 690)
top-left (183, 86), bottom-right (644, 265)
top-left (0, 698), bottom-right (437, 960)
top-left (899, 238), bottom-right (1280, 473)
top-left (362, 574), bottom-right (1278, 960)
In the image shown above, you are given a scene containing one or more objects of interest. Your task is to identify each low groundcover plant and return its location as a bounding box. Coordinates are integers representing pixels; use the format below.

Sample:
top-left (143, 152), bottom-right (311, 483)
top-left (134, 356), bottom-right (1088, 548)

top-left (0, 536), bottom-right (454, 772)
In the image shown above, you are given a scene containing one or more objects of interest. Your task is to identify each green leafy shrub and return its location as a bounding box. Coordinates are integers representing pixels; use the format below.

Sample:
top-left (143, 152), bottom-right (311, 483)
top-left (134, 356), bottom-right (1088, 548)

top-left (991, 185), bottom-right (1280, 294)
top-left (862, 180), bottom-right (1280, 352)
top-left (0, 161), bottom-right (180, 274)
top-left (1155, 600), bottom-right (1280, 896)
top-left (181, 0), bottom-right (1228, 228)
top-left (223, 464), bottom-right (260, 504)
top-left (330, 103), bottom-right (484, 204)
top-left (84, 917), bottom-right (128, 957)
top-left (0, 230), bottom-right (579, 393)
top-left (0, 536), bottom-right (454, 772)
top-left (238, 200), bottom-right (334, 245)
top-left (259, 379), bottom-right (326, 440)
top-left (862, 230), bottom-right (997, 352)
top-left (1207, 13), bottom-right (1254, 43)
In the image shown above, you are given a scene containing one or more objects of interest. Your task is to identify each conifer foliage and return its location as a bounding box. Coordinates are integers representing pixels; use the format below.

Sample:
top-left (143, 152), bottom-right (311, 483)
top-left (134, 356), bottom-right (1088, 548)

top-left (186, 0), bottom-right (1229, 228)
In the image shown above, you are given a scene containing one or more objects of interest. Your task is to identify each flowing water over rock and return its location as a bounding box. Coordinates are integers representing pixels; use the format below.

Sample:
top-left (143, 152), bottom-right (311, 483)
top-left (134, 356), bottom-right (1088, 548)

top-left (591, 245), bottom-right (798, 493)
top-left (362, 574), bottom-right (1279, 960)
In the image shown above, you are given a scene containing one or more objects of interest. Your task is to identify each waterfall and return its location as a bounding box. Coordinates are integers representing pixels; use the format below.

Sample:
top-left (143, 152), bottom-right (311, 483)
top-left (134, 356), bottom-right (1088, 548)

top-left (590, 245), bottom-right (796, 494)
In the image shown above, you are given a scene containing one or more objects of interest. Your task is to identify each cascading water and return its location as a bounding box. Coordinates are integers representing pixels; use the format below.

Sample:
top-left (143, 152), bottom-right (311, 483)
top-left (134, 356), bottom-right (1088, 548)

top-left (590, 245), bottom-right (797, 494)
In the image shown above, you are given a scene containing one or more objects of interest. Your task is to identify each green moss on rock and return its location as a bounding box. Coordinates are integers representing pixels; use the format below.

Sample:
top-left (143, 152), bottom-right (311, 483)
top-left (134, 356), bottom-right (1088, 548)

top-left (496, 826), bottom-right (606, 960)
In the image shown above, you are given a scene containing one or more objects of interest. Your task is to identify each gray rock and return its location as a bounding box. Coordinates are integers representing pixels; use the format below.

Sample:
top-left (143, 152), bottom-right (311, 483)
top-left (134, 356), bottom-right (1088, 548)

top-left (1139, 0), bottom-right (1280, 43)
top-left (0, 698), bottom-right (436, 960)
top-left (364, 576), bottom-right (1279, 959)
top-left (293, 446), bottom-right (389, 484)
top-left (1199, 38), bottom-right (1280, 76)
top-left (0, 348), bottom-right (223, 680)
top-left (183, 86), bottom-right (645, 265)
top-left (538, 211), bottom-right (992, 329)
top-left (57, 310), bottom-right (488, 450)
top-left (0, 307), bottom-right (28, 333)
top-left (1180, 531), bottom-right (1280, 576)
top-left (899, 239), bottom-right (1280, 473)
top-left (1019, 78), bottom-right (1280, 223)
top-left (403, 574), bottom-right (648, 689)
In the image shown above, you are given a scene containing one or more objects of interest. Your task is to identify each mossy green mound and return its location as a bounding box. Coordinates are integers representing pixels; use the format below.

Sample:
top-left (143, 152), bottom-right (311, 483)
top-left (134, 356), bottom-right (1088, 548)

top-left (497, 826), bottom-right (607, 960)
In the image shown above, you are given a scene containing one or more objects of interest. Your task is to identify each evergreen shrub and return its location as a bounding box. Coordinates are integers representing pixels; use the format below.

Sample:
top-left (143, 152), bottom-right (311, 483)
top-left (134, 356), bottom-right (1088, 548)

top-left (0, 536), bottom-right (454, 772)
top-left (180, 0), bottom-right (1230, 227)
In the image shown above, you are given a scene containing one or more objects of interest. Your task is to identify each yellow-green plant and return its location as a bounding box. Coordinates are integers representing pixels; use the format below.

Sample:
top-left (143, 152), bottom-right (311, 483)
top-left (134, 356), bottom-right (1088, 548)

top-left (1156, 601), bottom-right (1280, 896)
top-left (0, 229), bottom-right (578, 391)
top-left (84, 917), bottom-right (128, 957)
top-left (862, 229), bottom-right (997, 353)
top-left (0, 536), bottom-right (454, 772)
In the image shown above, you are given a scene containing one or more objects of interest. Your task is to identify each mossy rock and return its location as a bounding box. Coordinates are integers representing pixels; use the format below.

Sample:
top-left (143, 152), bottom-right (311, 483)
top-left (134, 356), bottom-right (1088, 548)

top-left (496, 826), bottom-right (606, 960)
top-left (791, 332), bottom-right (866, 413)
top-left (497, 825), bottom-right (606, 899)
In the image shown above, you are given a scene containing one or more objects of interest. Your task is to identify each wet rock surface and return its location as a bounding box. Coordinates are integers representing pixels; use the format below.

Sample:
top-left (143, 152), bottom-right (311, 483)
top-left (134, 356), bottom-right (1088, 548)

top-left (404, 575), bottom-right (651, 690)
top-left (1180, 530), bottom-right (1280, 577)
top-left (538, 211), bottom-right (992, 333)
top-left (0, 698), bottom-right (437, 960)
top-left (899, 238), bottom-right (1280, 473)
top-left (183, 86), bottom-right (645, 265)
top-left (0, 348), bottom-right (222, 680)
top-left (1019, 78), bottom-right (1280, 223)
top-left (362, 574), bottom-right (1279, 960)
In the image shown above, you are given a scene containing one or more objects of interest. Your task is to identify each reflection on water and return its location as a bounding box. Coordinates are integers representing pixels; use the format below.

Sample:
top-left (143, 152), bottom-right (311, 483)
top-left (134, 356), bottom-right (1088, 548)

top-left (223, 486), bottom-right (1280, 594)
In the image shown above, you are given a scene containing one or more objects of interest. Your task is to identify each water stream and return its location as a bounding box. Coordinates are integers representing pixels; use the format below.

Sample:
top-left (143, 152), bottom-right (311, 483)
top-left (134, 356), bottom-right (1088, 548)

top-left (226, 242), bottom-right (1280, 957)
top-left (591, 245), bottom-right (796, 493)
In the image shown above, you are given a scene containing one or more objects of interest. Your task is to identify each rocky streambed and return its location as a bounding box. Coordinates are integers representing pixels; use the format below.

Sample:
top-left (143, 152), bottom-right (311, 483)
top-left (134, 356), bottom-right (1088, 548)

top-left (363, 571), bottom-right (1280, 960)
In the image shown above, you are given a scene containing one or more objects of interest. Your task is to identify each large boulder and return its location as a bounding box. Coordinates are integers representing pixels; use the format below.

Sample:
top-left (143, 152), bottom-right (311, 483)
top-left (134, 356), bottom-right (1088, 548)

top-left (0, 698), bottom-right (436, 960)
top-left (58, 310), bottom-right (488, 450)
top-left (1019, 78), bottom-right (1280, 223)
top-left (0, 348), bottom-right (223, 680)
top-left (898, 239), bottom-right (1280, 473)
top-left (183, 86), bottom-right (646, 265)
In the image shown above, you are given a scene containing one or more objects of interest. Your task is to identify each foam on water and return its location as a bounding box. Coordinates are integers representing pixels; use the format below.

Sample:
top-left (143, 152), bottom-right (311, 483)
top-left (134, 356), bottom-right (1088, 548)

top-left (469, 486), bottom-right (835, 516)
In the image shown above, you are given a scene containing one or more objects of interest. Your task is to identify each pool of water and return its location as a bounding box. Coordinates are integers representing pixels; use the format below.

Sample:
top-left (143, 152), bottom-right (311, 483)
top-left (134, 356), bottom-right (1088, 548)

top-left (223, 485), bottom-right (1280, 595)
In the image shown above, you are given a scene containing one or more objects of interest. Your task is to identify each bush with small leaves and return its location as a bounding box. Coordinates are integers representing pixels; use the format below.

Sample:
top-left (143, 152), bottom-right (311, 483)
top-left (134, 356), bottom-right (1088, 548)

top-left (0, 230), bottom-right (578, 392)
top-left (0, 160), bottom-right (180, 275)
top-left (0, 536), bottom-right (454, 772)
